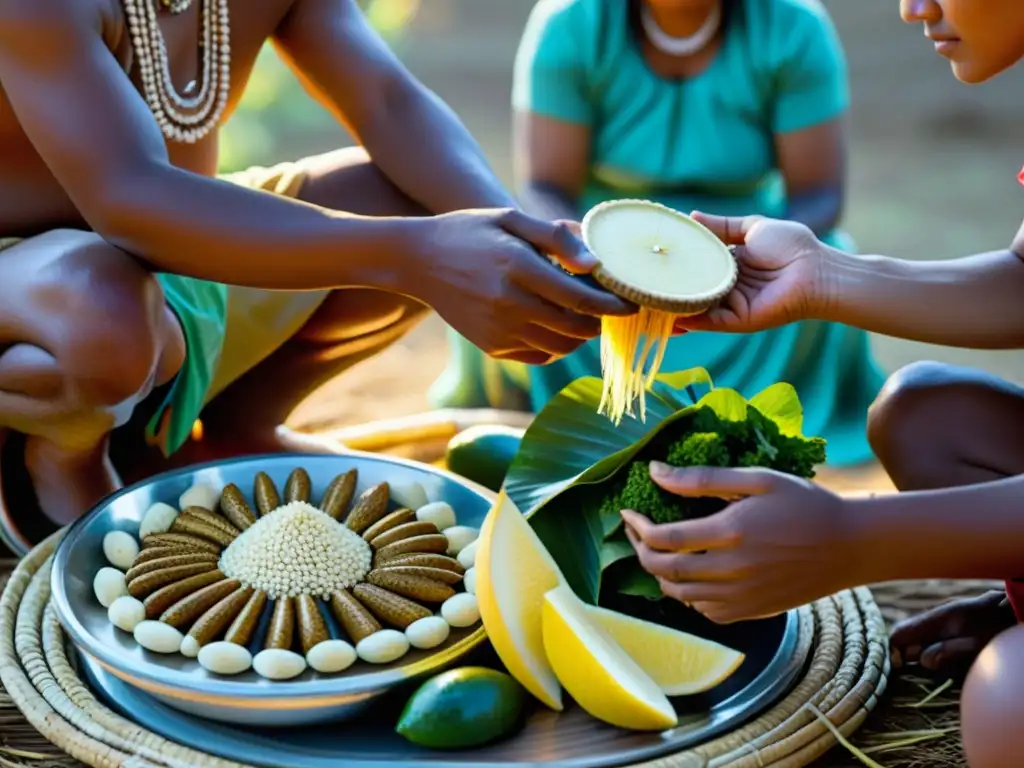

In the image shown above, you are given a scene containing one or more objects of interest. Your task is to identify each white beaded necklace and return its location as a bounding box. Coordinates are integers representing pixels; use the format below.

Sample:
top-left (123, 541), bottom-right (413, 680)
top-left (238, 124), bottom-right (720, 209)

top-left (121, 0), bottom-right (231, 144)
top-left (640, 3), bottom-right (721, 58)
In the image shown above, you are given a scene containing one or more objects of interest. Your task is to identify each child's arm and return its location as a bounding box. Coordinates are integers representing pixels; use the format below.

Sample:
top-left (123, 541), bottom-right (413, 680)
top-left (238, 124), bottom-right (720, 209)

top-left (682, 213), bottom-right (1024, 349)
top-left (620, 464), bottom-right (1024, 624)
top-left (845, 475), bottom-right (1024, 584)
top-left (817, 220), bottom-right (1024, 349)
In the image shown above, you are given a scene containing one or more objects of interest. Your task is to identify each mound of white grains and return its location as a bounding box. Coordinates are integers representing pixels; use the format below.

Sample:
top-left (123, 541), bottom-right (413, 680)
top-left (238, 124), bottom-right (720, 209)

top-left (219, 501), bottom-right (372, 599)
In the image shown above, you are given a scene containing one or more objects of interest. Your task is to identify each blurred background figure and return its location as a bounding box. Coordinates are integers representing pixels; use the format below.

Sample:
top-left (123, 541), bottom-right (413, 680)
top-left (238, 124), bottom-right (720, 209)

top-left (227, 0), bottom-right (1024, 459)
top-left (429, 0), bottom-right (884, 467)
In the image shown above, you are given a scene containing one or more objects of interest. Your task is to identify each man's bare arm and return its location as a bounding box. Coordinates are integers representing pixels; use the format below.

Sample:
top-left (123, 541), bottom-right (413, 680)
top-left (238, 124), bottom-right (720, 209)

top-left (0, 0), bottom-right (423, 291)
top-left (817, 220), bottom-right (1024, 349)
top-left (273, 0), bottom-right (517, 213)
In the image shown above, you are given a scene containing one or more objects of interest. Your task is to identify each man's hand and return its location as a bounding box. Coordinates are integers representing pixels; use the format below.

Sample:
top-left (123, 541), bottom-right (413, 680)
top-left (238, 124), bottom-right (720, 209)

top-left (673, 213), bottom-right (831, 335)
top-left (621, 462), bottom-right (855, 623)
top-left (418, 208), bottom-right (633, 365)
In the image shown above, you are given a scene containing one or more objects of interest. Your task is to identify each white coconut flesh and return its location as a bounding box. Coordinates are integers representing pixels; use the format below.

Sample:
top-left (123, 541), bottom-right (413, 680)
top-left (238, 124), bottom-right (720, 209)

top-left (583, 201), bottom-right (736, 304)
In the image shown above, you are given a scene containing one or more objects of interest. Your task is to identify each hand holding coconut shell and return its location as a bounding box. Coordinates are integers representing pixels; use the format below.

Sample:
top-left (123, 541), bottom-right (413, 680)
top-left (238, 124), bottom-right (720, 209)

top-left (418, 208), bottom-right (634, 367)
top-left (579, 200), bottom-right (740, 423)
top-left (668, 212), bottom-right (829, 335)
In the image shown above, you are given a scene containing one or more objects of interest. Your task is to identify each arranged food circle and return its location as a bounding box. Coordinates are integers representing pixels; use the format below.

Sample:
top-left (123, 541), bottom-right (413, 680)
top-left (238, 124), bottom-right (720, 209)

top-left (92, 467), bottom-right (482, 681)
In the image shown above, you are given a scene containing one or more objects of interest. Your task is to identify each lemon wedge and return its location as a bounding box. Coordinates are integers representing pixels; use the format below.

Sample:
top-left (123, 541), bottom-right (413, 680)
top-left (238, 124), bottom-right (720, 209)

top-left (475, 491), bottom-right (564, 710)
top-left (583, 604), bottom-right (745, 696)
top-left (542, 584), bottom-right (677, 731)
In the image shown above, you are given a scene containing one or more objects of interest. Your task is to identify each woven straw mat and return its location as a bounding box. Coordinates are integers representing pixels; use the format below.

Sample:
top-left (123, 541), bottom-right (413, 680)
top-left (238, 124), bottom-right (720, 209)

top-left (0, 412), bottom-right (991, 767)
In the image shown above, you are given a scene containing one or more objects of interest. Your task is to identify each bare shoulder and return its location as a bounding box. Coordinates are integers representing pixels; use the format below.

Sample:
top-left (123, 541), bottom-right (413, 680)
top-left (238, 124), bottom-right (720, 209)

top-left (0, 0), bottom-right (118, 44)
top-left (275, 0), bottom-right (362, 33)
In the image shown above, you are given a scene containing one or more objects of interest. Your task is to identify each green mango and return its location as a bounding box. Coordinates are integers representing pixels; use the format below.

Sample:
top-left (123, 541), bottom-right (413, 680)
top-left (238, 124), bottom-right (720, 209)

top-left (444, 425), bottom-right (524, 492)
top-left (396, 667), bottom-right (527, 749)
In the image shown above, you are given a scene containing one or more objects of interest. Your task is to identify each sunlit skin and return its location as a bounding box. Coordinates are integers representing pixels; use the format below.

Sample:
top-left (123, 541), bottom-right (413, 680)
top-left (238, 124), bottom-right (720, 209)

top-left (619, 3), bottom-right (1024, 764)
top-left (637, 0), bottom-right (726, 83)
top-left (0, 0), bottom-right (633, 530)
top-left (900, 0), bottom-right (1024, 83)
top-left (644, 0), bottom-right (719, 37)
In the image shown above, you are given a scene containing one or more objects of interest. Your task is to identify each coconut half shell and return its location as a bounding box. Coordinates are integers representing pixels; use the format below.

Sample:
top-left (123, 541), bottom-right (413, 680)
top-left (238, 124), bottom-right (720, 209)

top-left (581, 199), bottom-right (738, 316)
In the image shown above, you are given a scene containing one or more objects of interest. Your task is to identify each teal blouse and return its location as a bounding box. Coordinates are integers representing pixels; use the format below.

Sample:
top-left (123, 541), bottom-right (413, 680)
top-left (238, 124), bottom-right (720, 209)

top-left (515, 0), bottom-right (851, 219)
top-left (430, 0), bottom-right (885, 467)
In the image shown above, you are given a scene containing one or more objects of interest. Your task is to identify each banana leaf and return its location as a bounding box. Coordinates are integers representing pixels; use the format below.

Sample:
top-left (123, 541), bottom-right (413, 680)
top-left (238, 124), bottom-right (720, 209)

top-left (504, 367), bottom-right (811, 606)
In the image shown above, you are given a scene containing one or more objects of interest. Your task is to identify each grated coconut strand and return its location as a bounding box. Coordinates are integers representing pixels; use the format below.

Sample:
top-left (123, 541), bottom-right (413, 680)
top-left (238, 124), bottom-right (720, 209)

top-left (219, 501), bottom-right (372, 599)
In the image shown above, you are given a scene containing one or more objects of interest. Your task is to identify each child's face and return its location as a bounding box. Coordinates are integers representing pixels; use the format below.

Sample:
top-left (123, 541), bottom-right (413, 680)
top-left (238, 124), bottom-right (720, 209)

top-left (900, 0), bottom-right (1024, 83)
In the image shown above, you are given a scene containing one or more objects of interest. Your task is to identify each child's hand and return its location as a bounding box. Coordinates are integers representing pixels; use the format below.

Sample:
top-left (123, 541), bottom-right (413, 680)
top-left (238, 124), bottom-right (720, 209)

top-left (674, 213), bottom-right (831, 335)
top-left (621, 462), bottom-right (856, 624)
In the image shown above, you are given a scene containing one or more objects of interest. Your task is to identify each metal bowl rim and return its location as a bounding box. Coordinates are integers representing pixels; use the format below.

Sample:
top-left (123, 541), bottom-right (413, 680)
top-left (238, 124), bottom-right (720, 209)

top-left (50, 450), bottom-right (495, 705)
top-left (75, 604), bottom-right (808, 765)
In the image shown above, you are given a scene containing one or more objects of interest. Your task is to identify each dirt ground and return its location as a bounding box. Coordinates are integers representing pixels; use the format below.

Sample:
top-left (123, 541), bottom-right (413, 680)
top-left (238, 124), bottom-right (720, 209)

top-left (289, 0), bottom-right (1024, 445)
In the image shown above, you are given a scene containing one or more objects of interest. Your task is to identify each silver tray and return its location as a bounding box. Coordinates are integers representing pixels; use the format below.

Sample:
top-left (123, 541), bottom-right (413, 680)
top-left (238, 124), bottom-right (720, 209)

top-left (51, 452), bottom-right (497, 727)
top-left (78, 602), bottom-right (809, 767)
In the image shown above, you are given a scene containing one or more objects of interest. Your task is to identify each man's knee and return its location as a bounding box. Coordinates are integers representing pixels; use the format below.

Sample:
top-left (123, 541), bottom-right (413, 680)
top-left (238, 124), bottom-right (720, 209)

top-left (30, 234), bottom-right (182, 406)
top-left (962, 623), bottom-right (1024, 767)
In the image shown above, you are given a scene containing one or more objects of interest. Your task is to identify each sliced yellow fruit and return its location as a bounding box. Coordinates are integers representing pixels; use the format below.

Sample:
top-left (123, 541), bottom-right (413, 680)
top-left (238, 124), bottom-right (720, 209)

top-left (542, 584), bottom-right (677, 731)
top-left (475, 490), bottom-right (564, 711)
top-left (583, 604), bottom-right (745, 696)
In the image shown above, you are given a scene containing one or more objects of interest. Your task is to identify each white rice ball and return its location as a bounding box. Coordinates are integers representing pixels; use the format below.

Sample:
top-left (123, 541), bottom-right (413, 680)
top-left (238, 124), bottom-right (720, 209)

top-left (139, 502), bottom-right (179, 539)
top-left (405, 616), bottom-right (450, 650)
top-left (93, 567), bottom-right (128, 608)
top-left (179, 483), bottom-right (220, 512)
top-left (199, 642), bottom-right (253, 676)
top-left (441, 593), bottom-right (480, 628)
top-left (390, 481), bottom-right (429, 512)
top-left (133, 621), bottom-right (183, 654)
top-left (356, 630), bottom-right (410, 664)
top-left (108, 596), bottom-right (146, 633)
top-left (102, 531), bottom-right (139, 571)
top-left (253, 649), bottom-right (307, 681)
top-left (415, 502), bottom-right (457, 532)
top-left (306, 640), bottom-right (357, 674)
top-left (463, 567), bottom-right (477, 596)
top-left (443, 526), bottom-right (478, 557)
top-left (457, 539), bottom-right (479, 569)
top-left (180, 636), bottom-right (201, 658)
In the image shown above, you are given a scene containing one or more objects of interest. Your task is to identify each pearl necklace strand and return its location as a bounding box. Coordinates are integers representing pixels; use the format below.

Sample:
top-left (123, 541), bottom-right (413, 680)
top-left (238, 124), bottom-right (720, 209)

top-left (121, 0), bottom-right (231, 143)
top-left (640, 3), bottom-right (721, 58)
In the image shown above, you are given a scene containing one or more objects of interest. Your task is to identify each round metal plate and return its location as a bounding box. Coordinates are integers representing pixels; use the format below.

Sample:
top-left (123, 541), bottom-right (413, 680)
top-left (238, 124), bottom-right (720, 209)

top-left (51, 452), bottom-right (497, 726)
top-left (78, 602), bottom-right (809, 768)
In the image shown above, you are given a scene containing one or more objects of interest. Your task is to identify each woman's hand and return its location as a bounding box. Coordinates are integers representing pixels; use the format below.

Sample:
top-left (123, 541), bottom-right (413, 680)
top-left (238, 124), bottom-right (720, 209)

top-left (621, 462), bottom-right (858, 624)
top-left (674, 212), bottom-right (832, 334)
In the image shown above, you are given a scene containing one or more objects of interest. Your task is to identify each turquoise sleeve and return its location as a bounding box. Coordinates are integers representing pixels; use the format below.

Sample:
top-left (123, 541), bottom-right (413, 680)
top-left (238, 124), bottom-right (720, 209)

top-left (769, 2), bottom-right (850, 134)
top-left (511, 0), bottom-right (593, 125)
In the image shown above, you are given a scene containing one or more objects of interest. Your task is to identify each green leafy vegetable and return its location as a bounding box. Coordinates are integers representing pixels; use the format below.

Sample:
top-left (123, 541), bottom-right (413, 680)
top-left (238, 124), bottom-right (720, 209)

top-left (504, 368), bottom-right (826, 605)
top-left (605, 403), bottom-right (826, 526)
